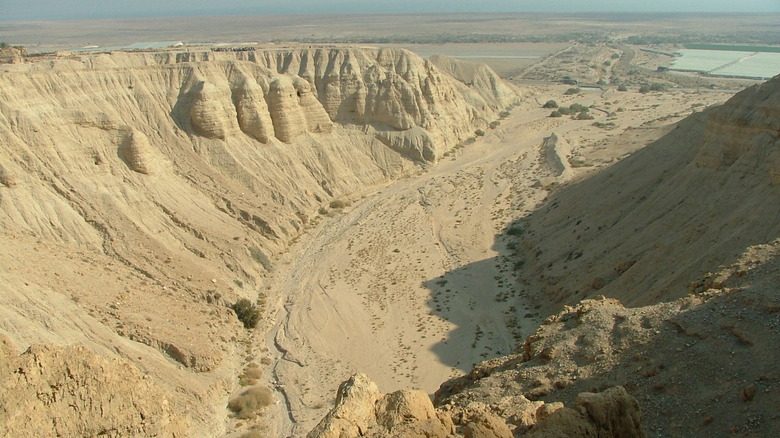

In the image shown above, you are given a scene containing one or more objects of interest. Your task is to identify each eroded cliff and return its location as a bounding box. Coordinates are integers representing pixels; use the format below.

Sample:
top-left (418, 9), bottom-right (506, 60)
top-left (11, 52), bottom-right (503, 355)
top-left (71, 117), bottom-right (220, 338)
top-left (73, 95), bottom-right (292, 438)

top-left (0, 46), bottom-right (519, 436)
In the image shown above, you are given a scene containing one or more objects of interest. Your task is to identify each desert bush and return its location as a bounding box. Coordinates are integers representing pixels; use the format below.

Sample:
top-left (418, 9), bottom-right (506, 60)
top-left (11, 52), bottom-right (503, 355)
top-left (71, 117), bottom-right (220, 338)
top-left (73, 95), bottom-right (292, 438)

top-left (489, 121), bottom-right (500, 129)
top-left (569, 103), bottom-right (588, 112)
top-left (564, 87), bottom-right (581, 95)
top-left (649, 82), bottom-right (667, 91)
top-left (329, 199), bottom-right (349, 209)
top-left (232, 299), bottom-right (260, 329)
top-left (499, 110), bottom-right (511, 118)
top-left (506, 224), bottom-right (525, 236)
top-left (549, 110), bottom-right (562, 118)
top-left (576, 111), bottom-right (594, 120)
top-left (543, 100), bottom-right (558, 108)
top-left (638, 85), bottom-right (651, 94)
top-left (475, 129), bottom-right (486, 136)
top-left (228, 386), bottom-right (273, 419)
top-left (239, 362), bottom-right (264, 386)
top-left (318, 206), bottom-right (329, 215)
top-left (617, 84), bottom-right (628, 91)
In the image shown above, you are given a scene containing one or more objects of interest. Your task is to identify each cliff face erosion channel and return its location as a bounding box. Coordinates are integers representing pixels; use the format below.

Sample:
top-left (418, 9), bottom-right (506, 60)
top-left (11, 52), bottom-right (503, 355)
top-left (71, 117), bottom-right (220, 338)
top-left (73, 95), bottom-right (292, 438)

top-left (1, 45), bottom-right (778, 438)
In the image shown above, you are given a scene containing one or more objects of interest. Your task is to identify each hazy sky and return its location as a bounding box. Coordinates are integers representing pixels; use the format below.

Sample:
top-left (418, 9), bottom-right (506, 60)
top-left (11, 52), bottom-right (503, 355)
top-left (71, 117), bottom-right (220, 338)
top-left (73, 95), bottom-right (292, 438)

top-left (3, 0), bottom-right (780, 21)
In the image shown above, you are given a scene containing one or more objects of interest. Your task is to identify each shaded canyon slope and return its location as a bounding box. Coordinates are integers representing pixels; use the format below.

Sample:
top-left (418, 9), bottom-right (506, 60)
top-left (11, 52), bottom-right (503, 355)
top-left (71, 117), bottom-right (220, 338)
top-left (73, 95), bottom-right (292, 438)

top-left (308, 77), bottom-right (780, 437)
top-left (0, 47), bottom-right (518, 436)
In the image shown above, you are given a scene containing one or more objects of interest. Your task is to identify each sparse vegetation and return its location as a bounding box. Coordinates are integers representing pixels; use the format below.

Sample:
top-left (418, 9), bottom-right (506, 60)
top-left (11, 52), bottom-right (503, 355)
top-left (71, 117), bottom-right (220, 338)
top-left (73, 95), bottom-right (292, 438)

top-left (639, 83), bottom-right (667, 94)
top-left (329, 199), bottom-right (350, 209)
top-left (549, 110), bottom-right (562, 118)
top-left (238, 362), bottom-right (264, 386)
top-left (617, 84), bottom-right (628, 91)
top-left (576, 111), bottom-right (594, 120)
top-left (232, 299), bottom-right (260, 329)
top-left (564, 87), bottom-right (581, 95)
top-left (507, 223), bottom-right (525, 236)
top-left (228, 386), bottom-right (273, 419)
top-left (475, 129), bottom-right (486, 136)
top-left (543, 100), bottom-right (559, 109)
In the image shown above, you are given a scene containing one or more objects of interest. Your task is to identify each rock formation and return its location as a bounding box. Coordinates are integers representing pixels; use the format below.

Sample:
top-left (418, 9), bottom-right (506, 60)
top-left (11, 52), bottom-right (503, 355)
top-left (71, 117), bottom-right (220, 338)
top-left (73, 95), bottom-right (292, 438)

top-left (189, 80), bottom-right (239, 139)
top-left (308, 373), bottom-right (644, 438)
top-left (233, 76), bottom-right (275, 143)
top-left (0, 335), bottom-right (189, 437)
top-left (118, 128), bottom-right (159, 174)
top-left (0, 46), bottom-right (518, 436)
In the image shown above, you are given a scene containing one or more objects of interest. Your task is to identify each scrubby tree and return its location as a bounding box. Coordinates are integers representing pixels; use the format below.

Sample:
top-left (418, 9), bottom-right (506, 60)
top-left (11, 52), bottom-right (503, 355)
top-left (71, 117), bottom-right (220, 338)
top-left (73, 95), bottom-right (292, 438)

top-left (232, 299), bottom-right (260, 329)
top-left (543, 100), bottom-right (558, 109)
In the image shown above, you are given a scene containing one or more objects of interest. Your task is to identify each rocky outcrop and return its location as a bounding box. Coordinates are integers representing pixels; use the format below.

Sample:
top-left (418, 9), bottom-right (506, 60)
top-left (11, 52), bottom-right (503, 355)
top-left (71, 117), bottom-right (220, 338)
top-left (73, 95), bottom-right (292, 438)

top-left (189, 80), bottom-right (239, 139)
top-left (176, 47), bottom-right (518, 156)
top-left (308, 373), bottom-right (454, 438)
top-left (309, 374), bottom-right (643, 438)
top-left (118, 128), bottom-right (159, 174)
top-left (526, 387), bottom-right (643, 438)
top-left (695, 79), bottom-right (780, 182)
top-left (430, 239), bottom-right (780, 437)
top-left (307, 373), bottom-right (382, 438)
top-left (233, 77), bottom-right (275, 143)
top-left (267, 77), bottom-right (311, 143)
top-left (0, 335), bottom-right (189, 437)
top-left (0, 162), bottom-right (18, 187)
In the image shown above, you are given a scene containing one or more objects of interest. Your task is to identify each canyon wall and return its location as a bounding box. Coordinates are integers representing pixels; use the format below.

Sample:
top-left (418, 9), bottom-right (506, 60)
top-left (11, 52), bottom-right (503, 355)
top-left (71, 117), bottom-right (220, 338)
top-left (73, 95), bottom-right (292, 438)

top-left (0, 47), bottom-right (519, 436)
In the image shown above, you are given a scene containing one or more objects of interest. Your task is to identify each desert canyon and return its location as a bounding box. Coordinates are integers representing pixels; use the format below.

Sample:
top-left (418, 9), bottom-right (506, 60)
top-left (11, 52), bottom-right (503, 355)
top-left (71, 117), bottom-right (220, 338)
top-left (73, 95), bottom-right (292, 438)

top-left (0, 13), bottom-right (778, 438)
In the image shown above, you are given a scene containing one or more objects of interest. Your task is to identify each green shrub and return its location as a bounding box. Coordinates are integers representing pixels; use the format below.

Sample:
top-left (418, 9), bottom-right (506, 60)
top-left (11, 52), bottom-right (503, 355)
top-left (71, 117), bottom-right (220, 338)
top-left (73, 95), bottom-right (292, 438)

top-left (649, 82), bottom-right (667, 91)
top-left (617, 84), bottom-right (628, 91)
top-left (576, 111), bottom-right (594, 120)
top-left (569, 103), bottom-right (588, 112)
top-left (489, 121), bottom-right (500, 129)
top-left (639, 85), bottom-right (650, 93)
top-left (232, 299), bottom-right (260, 329)
top-left (550, 110), bottom-right (562, 118)
top-left (499, 110), bottom-right (511, 118)
top-left (543, 100), bottom-right (558, 108)
top-left (475, 129), bottom-right (486, 136)
top-left (564, 87), bottom-right (581, 95)
top-left (329, 199), bottom-right (349, 209)
top-left (507, 224), bottom-right (525, 236)
top-left (228, 386), bottom-right (273, 419)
